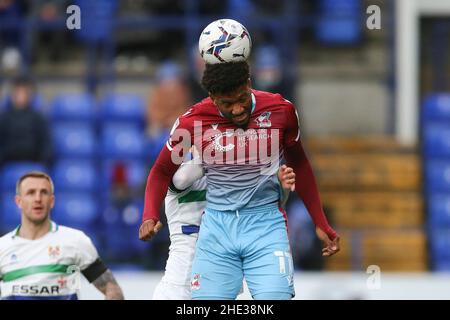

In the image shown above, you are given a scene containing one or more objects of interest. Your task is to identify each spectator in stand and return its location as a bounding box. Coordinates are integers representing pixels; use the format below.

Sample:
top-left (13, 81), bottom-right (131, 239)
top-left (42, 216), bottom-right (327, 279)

top-left (145, 61), bottom-right (191, 163)
top-left (0, 76), bottom-right (53, 167)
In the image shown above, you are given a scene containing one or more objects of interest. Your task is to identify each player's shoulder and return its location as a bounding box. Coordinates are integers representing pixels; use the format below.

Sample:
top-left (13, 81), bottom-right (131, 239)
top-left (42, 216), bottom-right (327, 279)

top-left (253, 89), bottom-right (294, 108)
top-left (0, 230), bottom-right (16, 248)
top-left (180, 98), bottom-right (217, 121)
top-left (56, 225), bottom-right (93, 244)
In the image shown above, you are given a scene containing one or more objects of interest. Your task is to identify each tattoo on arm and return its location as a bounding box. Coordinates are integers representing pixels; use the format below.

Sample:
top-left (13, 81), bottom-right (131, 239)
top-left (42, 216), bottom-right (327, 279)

top-left (92, 269), bottom-right (124, 300)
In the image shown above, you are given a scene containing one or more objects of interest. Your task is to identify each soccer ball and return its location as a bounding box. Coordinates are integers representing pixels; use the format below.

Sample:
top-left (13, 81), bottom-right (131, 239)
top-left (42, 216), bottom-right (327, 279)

top-left (198, 19), bottom-right (252, 64)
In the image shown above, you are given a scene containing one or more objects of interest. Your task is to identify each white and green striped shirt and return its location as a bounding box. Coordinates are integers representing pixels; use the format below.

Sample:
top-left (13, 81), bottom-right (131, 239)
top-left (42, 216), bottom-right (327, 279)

top-left (0, 221), bottom-right (99, 300)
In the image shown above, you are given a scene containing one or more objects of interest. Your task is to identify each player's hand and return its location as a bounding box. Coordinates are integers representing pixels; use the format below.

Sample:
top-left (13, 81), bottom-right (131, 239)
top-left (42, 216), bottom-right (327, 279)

top-left (315, 227), bottom-right (340, 257)
top-left (278, 165), bottom-right (296, 192)
top-left (139, 219), bottom-right (163, 241)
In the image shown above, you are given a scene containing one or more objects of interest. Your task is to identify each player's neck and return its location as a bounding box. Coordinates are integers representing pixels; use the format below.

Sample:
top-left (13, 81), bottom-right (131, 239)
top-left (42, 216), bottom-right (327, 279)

top-left (18, 219), bottom-right (51, 240)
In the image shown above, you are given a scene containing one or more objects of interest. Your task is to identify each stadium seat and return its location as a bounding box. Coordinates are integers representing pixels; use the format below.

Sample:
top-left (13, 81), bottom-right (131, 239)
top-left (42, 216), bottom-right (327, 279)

top-left (433, 260), bottom-right (450, 272)
top-left (52, 192), bottom-right (99, 230)
top-left (50, 93), bottom-right (96, 122)
top-left (52, 160), bottom-right (97, 192)
top-left (53, 122), bottom-right (97, 158)
top-left (423, 124), bottom-right (450, 157)
top-left (423, 94), bottom-right (450, 121)
top-left (428, 195), bottom-right (450, 227)
top-left (0, 162), bottom-right (47, 191)
top-left (316, 17), bottom-right (361, 44)
top-left (101, 123), bottom-right (145, 159)
top-left (75, 0), bottom-right (117, 43)
top-left (0, 192), bottom-right (21, 232)
top-left (100, 93), bottom-right (145, 124)
top-left (145, 129), bottom-right (169, 163)
top-left (102, 202), bottom-right (149, 259)
top-left (316, 0), bottom-right (361, 45)
top-left (425, 161), bottom-right (450, 192)
top-left (319, 0), bottom-right (361, 12)
top-left (430, 230), bottom-right (450, 262)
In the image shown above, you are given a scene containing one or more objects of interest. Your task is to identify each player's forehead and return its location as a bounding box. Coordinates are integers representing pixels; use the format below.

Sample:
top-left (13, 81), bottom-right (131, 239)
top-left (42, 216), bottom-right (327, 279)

top-left (20, 177), bottom-right (52, 192)
top-left (214, 83), bottom-right (250, 101)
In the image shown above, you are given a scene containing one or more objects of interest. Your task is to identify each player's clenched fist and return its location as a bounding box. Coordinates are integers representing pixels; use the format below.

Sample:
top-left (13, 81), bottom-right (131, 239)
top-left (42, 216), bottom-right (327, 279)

top-left (139, 219), bottom-right (163, 241)
top-left (278, 164), bottom-right (296, 192)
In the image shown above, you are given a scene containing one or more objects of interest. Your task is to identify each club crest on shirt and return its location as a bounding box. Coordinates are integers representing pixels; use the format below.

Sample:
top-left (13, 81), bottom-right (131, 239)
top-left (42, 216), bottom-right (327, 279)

top-left (48, 246), bottom-right (60, 258)
top-left (191, 274), bottom-right (201, 291)
top-left (10, 253), bottom-right (18, 264)
top-left (212, 131), bottom-right (235, 152)
top-left (255, 111), bottom-right (272, 128)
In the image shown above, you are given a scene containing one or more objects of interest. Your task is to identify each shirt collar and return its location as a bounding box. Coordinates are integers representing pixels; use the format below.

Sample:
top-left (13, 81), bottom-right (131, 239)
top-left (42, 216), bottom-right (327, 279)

top-left (12, 220), bottom-right (58, 239)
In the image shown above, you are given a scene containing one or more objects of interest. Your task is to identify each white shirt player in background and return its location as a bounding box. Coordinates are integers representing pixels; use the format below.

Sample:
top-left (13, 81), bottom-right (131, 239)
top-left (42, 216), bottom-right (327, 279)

top-left (0, 171), bottom-right (124, 300)
top-left (153, 150), bottom-right (296, 300)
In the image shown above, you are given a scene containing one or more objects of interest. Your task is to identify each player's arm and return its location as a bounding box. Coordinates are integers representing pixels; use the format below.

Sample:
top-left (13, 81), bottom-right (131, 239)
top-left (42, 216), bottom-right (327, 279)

top-left (171, 159), bottom-right (204, 192)
top-left (278, 164), bottom-right (295, 207)
top-left (82, 260), bottom-right (123, 300)
top-left (90, 269), bottom-right (124, 300)
top-left (283, 102), bottom-right (340, 257)
top-left (140, 115), bottom-right (193, 241)
top-left (77, 232), bottom-right (124, 299)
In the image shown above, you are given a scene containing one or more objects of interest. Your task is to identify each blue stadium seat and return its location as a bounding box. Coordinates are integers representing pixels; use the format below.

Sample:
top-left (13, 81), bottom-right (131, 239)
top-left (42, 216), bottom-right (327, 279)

top-left (101, 202), bottom-right (149, 259)
top-left (423, 94), bottom-right (450, 120)
top-left (75, 0), bottom-right (117, 43)
top-left (428, 195), bottom-right (450, 227)
top-left (1, 162), bottom-right (47, 191)
top-left (53, 122), bottom-right (97, 158)
top-left (101, 160), bottom-right (147, 191)
top-left (52, 192), bottom-right (99, 230)
top-left (1, 192), bottom-right (21, 231)
top-left (423, 124), bottom-right (450, 157)
top-left (430, 230), bottom-right (450, 263)
top-left (50, 93), bottom-right (96, 122)
top-left (316, 0), bottom-right (361, 45)
top-left (319, 0), bottom-right (361, 12)
top-left (425, 161), bottom-right (450, 192)
top-left (101, 123), bottom-right (145, 159)
top-left (52, 160), bottom-right (97, 192)
top-left (433, 260), bottom-right (450, 272)
top-left (146, 129), bottom-right (170, 163)
top-left (316, 17), bottom-right (361, 44)
top-left (100, 93), bottom-right (145, 123)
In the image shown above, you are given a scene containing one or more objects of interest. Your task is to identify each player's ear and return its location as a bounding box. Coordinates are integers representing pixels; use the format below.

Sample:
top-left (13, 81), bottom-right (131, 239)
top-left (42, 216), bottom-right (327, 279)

top-left (15, 194), bottom-right (23, 210)
top-left (209, 93), bottom-right (217, 105)
top-left (50, 194), bottom-right (55, 210)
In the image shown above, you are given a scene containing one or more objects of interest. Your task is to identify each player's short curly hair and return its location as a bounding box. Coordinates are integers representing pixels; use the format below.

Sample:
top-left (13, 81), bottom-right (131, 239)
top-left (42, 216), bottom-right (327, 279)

top-left (201, 61), bottom-right (250, 95)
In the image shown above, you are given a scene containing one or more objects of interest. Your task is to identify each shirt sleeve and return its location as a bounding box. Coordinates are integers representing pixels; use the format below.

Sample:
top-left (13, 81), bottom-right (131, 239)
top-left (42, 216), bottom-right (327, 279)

top-left (142, 112), bottom-right (194, 223)
top-left (282, 102), bottom-right (337, 240)
top-left (171, 159), bottom-right (204, 192)
top-left (283, 100), bottom-right (301, 148)
top-left (76, 231), bottom-right (100, 271)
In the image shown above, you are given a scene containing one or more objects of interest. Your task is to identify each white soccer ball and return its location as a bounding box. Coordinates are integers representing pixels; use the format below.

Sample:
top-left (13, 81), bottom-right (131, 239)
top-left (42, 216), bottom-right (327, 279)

top-left (198, 19), bottom-right (252, 64)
